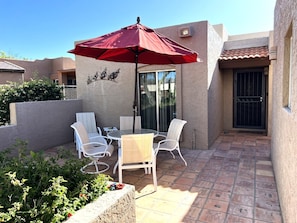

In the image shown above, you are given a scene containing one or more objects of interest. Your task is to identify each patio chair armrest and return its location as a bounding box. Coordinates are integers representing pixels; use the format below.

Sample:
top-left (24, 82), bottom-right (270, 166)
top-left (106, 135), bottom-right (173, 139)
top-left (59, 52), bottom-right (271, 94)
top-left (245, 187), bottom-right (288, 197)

top-left (158, 138), bottom-right (177, 144)
top-left (155, 139), bottom-right (178, 149)
top-left (89, 135), bottom-right (104, 140)
top-left (82, 141), bottom-right (107, 147)
top-left (81, 143), bottom-right (114, 157)
top-left (89, 135), bottom-right (113, 145)
top-left (155, 132), bottom-right (167, 138)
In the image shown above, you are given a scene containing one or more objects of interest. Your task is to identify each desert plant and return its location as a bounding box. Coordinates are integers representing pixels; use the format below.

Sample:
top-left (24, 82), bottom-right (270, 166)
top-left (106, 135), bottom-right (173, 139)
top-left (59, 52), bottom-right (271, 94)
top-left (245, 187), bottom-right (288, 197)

top-left (0, 140), bottom-right (112, 222)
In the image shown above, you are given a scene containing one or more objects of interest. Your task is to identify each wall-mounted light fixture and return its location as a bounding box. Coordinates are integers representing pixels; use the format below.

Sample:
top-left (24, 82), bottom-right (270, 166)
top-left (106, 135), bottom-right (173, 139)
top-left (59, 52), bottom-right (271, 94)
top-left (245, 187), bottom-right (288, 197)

top-left (269, 46), bottom-right (277, 60)
top-left (178, 26), bottom-right (192, 38)
top-left (264, 67), bottom-right (269, 76)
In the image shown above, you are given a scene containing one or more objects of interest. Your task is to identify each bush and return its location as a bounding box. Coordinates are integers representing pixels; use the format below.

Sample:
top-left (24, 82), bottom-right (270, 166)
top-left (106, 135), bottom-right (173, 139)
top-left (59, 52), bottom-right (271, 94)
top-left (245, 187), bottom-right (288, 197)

top-left (0, 79), bottom-right (63, 125)
top-left (0, 140), bottom-right (112, 222)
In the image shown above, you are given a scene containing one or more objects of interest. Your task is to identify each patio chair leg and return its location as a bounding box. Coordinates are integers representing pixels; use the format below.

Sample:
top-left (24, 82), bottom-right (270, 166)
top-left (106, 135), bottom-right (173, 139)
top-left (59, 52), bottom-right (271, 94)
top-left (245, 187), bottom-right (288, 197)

top-left (113, 161), bottom-right (118, 174)
top-left (81, 161), bottom-right (109, 174)
top-left (119, 167), bottom-right (123, 183)
top-left (94, 161), bottom-right (99, 173)
top-left (177, 148), bottom-right (187, 166)
top-left (170, 151), bottom-right (176, 159)
top-left (152, 164), bottom-right (157, 191)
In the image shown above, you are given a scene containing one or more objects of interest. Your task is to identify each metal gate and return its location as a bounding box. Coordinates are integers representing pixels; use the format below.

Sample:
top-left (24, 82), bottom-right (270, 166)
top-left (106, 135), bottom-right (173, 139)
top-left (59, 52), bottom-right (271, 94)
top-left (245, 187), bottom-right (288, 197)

top-left (233, 69), bottom-right (266, 129)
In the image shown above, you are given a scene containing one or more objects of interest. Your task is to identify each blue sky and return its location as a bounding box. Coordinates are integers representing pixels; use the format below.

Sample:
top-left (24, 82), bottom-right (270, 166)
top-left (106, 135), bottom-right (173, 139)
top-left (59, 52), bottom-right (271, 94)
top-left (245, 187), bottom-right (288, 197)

top-left (1, 0), bottom-right (276, 60)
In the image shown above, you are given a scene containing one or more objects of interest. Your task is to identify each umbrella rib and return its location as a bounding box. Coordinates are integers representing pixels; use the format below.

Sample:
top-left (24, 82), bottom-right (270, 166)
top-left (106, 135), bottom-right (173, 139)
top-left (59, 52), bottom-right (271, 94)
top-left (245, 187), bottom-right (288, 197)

top-left (128, 47), bottom-right (147, 56)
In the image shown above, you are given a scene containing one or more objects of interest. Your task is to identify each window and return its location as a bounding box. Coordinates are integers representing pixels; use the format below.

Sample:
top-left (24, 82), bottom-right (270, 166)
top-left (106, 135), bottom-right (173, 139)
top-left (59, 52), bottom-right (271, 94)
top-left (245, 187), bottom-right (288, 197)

top-left (283, 24), bottom-right (293, 109)
top-left (139, 70), bottom-right (176, 132)
top-left (67, 78), bottom-right (76, 85)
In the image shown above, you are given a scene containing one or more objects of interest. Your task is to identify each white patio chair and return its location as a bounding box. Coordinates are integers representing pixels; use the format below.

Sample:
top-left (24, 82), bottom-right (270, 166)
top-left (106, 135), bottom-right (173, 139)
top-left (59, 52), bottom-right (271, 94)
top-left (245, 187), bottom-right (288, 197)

top-left (118, 133), bottom-right (157, 191)
top-left (76, 112), bottom-right (99, 137)
top-left (154, 118), bottom-right (187, 166)
top-left (71, 121), bottom-right (114, 174)
top-left (75, 112), bottom-right (113, 158)
top-left (120, 116), bottom-right (142, 130)
top-left (117, 116), bottom-right (142, 148)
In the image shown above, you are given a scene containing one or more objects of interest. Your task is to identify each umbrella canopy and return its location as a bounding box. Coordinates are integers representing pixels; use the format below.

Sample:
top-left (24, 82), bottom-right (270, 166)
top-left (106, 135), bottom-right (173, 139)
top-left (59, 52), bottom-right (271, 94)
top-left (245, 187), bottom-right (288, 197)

top-left (69, 17), bottom-right (199, 132)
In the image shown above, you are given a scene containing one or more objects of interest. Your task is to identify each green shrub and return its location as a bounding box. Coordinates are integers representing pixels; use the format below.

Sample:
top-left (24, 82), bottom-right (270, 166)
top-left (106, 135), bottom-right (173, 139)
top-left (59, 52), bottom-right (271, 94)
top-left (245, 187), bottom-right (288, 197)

top-left (0, 140), bottom-right (112, 222)
top-left (0, 79), bottom-right (63, 125)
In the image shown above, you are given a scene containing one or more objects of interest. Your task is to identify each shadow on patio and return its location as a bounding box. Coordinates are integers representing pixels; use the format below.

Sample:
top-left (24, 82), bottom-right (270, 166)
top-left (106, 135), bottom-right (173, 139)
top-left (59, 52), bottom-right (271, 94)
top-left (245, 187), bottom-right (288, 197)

top-left (47, 131), bottom-right (282, 223)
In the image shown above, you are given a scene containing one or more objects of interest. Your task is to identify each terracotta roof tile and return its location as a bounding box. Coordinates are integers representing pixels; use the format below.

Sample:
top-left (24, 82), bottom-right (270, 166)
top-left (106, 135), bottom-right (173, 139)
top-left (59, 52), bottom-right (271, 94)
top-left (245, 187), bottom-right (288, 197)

top-left (219, 46), bottom-right (269, 61)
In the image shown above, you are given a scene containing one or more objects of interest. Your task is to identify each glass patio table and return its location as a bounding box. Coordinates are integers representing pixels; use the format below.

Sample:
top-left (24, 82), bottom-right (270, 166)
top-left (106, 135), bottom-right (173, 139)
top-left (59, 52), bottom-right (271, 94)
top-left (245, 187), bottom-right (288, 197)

top-left (107, 129), bottom-right (158, 141)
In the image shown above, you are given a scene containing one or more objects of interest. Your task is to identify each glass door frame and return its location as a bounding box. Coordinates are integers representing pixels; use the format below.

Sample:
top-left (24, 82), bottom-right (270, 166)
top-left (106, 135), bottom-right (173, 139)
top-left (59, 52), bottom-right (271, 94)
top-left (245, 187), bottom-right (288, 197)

top-left (139, 69), bottom-right (176, 132)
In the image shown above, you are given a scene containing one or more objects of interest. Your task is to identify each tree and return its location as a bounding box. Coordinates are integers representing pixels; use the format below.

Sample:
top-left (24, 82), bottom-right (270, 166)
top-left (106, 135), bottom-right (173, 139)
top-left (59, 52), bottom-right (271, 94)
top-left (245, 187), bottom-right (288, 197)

top-left (0, 51), bottom-right (29, 60)
top-left (0, 79), bottom-right (63, 125)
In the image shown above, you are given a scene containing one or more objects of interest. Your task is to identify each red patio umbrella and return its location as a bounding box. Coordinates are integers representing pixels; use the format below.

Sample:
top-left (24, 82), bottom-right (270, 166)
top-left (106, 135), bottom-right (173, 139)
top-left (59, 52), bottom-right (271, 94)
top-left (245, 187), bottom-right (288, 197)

top-left (69, 17), bottom-right (199, 132)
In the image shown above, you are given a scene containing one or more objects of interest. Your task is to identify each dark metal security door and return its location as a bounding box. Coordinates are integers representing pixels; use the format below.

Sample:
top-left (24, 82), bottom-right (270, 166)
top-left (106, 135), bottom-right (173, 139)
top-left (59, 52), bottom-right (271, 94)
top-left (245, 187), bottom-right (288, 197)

top-left (234, 69), bottom-right (266, 129)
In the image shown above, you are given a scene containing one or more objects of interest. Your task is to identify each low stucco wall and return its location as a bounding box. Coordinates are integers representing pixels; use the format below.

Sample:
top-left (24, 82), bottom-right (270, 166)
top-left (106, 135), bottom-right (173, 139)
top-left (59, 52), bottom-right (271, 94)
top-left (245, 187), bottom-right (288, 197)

top-left (65, 183), bottom-right (135, 223)
top-left (0, 99), bottom-right (82, 152)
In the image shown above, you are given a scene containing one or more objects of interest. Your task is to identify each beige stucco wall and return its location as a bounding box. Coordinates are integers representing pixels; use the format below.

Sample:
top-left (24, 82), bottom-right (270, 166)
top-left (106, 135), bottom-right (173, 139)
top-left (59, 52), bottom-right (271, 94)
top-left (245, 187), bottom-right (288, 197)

top-left (271, 0), bottom-right (297, 222)
top-left (0, 71), bottom-right (23, 84)
top-left (206, 23), bottom-right (226, 147)
top-left (267, 31), bottom-right (274, 136)
top-left (51, 57), bottom-right (76, 83)
top-left (223, 69), bottom-right (233, 130)
top-left (157, 21), bottom-right (210, 149)
top-left (52, 57), bottom-right (75, 71)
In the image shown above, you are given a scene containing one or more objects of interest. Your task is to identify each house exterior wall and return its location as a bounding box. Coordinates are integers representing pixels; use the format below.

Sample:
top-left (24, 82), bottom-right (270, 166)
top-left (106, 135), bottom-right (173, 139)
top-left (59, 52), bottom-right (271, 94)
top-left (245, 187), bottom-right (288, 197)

top-left (271, 0), bottom-right (297, 222)
top-left (74, 20), bottom-right (273, 150)
top-left (207, 23), bottom-right (226, 147)
top-left (267, 31), bottom-right (274, 136)
top-left (75, 21), bottom-right (219, 149)
top-left (0, 71), bottom-right (23, 84)
top-left (223, 69), bottom-right (233, 130)
top-left (156, 21), bottom-right (210, 149)
top-left (52, 57), bottom-right (76, 84)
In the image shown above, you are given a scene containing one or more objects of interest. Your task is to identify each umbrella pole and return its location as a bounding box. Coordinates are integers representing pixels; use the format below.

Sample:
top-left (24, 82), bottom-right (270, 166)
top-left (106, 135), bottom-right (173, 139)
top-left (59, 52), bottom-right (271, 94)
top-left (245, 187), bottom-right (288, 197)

top-left (133, 51), bottom-right (139, 133)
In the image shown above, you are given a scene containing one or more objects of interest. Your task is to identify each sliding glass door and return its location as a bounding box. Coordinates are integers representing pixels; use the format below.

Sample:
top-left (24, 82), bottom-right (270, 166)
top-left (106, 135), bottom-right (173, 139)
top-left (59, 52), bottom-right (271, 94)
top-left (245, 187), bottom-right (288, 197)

top-left (139, 70), bottom-right (176, 132)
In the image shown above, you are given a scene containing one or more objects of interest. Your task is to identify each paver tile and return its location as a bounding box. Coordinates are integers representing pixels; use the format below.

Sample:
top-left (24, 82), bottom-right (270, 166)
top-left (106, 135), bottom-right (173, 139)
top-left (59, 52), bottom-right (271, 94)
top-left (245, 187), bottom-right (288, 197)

top-left (47, 131), bottom-right (283, 223)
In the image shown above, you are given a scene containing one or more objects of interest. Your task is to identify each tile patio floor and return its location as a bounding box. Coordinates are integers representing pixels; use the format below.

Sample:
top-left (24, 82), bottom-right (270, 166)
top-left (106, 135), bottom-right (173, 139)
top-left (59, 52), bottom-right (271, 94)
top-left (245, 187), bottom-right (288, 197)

top-left (51, 131), bottom-right (283, 223)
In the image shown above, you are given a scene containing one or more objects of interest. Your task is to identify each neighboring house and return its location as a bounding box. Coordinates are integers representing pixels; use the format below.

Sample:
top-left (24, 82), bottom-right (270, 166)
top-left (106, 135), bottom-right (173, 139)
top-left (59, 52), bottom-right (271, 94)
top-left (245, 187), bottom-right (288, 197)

top-left (0, 61), bottom-right (25, 84)
top-left (271, 0), bottom-right (297, 222)
top-left (0, 57), bottom-right (76, 85)
top-left (0, 57), bottom-right (76, 99)
top-left (73, 21), bottom-right (273, 150)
